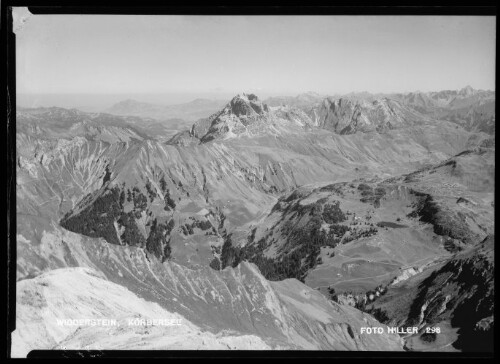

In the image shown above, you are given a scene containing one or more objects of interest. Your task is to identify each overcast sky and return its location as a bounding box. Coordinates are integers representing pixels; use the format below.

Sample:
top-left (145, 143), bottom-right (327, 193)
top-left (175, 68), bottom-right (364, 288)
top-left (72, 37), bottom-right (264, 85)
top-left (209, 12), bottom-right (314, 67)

top-left (15, 11), bottom-right (496, 98)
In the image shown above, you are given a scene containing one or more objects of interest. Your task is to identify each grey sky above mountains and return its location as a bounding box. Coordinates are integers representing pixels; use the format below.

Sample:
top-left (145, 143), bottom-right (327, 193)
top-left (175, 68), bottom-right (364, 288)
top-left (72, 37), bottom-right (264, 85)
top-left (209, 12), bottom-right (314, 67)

top-left (15, 11), bottom-right (495, 96)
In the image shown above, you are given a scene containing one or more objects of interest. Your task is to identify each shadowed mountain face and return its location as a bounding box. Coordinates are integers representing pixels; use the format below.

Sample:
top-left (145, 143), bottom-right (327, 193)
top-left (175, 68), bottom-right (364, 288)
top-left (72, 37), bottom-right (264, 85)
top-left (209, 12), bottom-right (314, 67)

top-left (15, 91), bottom-right (494, 354)
top-left (366, 236), bottom-right (494, 352)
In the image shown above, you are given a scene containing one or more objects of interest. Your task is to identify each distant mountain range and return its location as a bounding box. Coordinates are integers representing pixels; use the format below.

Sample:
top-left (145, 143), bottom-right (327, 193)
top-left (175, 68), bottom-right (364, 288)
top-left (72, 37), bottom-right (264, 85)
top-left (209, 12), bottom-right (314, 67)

top-left (73, 86), bottom-right (496, 136)
top-left (105, 98), bottom-right (227, 123)
top-left (16, 106), bottom-right (184, 143)
top-left (264, 91), bottom-right (326, 109)
top-left (263, 86), bottom-right (495, 135)
top-left (309, 97), bottom-right (435, 135)
top-left (390, 87), bottom-right (495, 134)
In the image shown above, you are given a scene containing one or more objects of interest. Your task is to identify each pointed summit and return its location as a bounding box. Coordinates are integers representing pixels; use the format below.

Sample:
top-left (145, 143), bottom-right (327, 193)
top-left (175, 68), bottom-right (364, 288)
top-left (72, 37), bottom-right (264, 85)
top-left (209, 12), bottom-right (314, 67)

top-left (188, 93), bottom-right (313, 143)
top-left (228, 93), bottom-right (269, 117)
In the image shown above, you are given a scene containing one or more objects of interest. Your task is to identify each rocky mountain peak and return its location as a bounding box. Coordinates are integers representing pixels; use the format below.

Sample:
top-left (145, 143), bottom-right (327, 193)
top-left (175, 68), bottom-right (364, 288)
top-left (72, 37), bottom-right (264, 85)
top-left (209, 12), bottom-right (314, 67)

top-left (459, 85), bottom-right (475, 97)
top-left (322, 97), bottom-right (357, 113)
top-left (228, 93), bottom-right (269, 117)
top-left (188, 93), bottom-right (314, 143)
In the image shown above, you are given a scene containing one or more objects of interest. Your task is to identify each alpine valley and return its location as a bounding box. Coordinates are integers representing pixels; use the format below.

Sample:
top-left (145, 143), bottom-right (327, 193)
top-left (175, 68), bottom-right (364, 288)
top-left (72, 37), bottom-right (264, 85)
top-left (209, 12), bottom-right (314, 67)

top-left (13, 86), bottom-right (494, 355)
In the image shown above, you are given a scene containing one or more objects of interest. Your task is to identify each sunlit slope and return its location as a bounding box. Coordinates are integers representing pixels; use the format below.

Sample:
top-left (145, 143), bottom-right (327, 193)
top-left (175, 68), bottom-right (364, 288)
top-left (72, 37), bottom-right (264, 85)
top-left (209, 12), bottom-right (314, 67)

top-left (12, 266), bottom-right (271, 357)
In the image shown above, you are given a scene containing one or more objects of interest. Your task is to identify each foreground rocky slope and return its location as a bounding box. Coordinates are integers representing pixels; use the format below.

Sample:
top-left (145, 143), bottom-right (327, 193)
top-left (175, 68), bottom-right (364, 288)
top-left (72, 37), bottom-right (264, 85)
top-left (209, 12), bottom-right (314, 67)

top-left (12, 267), bottom-right (271, 356)
top-left (13, 246), bottom-right (404, 356)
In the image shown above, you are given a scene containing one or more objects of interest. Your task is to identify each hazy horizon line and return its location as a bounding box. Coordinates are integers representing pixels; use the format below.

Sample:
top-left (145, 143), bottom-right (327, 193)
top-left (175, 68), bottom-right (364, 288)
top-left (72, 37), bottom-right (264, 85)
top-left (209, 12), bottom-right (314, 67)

top-left (16, 85), bottom-right (495, 109)
top-left (17, 84), bottom-right (495, 97)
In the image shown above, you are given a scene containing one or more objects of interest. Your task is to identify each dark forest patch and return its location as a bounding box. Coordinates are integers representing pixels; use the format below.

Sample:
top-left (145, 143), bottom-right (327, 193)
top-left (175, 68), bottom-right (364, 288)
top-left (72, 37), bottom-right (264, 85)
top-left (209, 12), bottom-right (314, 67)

top-left (60, 185), bottom-right (174, 261)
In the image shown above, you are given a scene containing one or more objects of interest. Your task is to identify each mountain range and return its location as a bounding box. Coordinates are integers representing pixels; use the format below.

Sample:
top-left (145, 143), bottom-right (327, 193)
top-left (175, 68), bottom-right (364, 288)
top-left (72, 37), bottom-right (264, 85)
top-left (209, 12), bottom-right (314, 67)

top-left (264, 86), bottom-right (495, 135)
top-left (14, 86), bottom-right (495, 355)
top-left (105, 98), bottom-right (227, 123)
